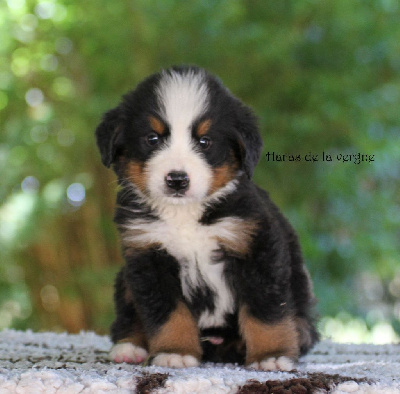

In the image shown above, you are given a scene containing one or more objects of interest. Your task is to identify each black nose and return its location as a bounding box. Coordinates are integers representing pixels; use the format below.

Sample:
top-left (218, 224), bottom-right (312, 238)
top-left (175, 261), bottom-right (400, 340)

top-left (165, 171), bottom-right (190, 191)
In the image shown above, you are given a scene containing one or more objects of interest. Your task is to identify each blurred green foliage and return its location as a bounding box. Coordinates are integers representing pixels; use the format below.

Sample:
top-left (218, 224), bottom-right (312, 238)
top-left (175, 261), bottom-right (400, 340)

top-left (0, 0), bottom-right (399, 339)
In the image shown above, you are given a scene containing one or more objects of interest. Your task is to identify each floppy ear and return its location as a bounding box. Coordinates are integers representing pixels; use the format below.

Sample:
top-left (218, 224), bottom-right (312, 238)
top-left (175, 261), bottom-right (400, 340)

top-left (95, 107), bottom-right (124, 168)
top-left (234, 102), bottom-right (263, 178)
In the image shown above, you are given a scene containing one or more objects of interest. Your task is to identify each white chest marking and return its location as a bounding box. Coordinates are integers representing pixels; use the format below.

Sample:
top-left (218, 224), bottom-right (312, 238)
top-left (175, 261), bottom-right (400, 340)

top-left (123, 204), bottom-right (244, 328)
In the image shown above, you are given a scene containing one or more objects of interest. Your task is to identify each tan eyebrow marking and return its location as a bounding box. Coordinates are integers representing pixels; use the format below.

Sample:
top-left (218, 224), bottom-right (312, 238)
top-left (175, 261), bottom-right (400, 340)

top-left (196, 119), bottom-right (212, 136)
top-left (149, 116), bottom-right (166, 135)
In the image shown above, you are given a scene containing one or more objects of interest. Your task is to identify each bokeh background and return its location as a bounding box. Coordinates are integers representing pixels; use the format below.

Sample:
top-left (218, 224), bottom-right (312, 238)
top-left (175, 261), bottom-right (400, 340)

top-left (1, 0), bottom-right (399, 343)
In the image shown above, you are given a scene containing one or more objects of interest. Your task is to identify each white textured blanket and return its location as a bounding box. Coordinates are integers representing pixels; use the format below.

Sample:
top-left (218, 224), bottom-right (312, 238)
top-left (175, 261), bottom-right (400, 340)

top-left (0, 330), bottom-right (399, 393)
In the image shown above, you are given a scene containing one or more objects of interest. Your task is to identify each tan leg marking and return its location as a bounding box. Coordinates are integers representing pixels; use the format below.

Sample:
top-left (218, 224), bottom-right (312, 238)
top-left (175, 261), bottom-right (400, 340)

top-left (239, 306), bottom-right (299, 365)
top-left (148, 302), bottom-right (202, 359)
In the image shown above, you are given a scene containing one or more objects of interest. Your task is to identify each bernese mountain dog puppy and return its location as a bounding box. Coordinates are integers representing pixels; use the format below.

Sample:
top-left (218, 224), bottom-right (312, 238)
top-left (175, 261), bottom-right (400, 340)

top-left (95, 66), bottom-right (318, 371)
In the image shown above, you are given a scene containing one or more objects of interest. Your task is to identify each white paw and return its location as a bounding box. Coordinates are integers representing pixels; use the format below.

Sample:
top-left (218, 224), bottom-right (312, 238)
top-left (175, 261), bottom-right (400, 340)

top-left (249, 356), bottom-right (294, 371)
top-left (110, 343), bottom-right (148, 364)
top-left (152, 353), bottom-right (200, 368)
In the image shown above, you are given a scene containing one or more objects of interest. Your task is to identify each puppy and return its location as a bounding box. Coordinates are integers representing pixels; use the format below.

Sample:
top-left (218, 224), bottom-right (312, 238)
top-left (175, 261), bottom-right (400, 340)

top-left (95, 66), bottom-right (318, 371)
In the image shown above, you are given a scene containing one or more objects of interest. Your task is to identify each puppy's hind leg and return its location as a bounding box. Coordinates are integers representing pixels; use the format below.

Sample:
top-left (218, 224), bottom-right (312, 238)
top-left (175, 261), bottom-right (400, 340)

top-left (110, 269), bottom-right (149, 364)
top-left (123, 250), bottom-right (202, 368)
top-left (239, 306), bottom-right (299, 371)
top-left (149, 301), bottom-right (202, 368)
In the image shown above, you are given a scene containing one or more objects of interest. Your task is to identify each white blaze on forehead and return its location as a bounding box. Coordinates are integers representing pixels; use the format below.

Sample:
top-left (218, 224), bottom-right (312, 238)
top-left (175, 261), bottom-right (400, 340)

top-left (157, 69), bottom-right (209, 143)
top-left (144, 69), bottom-right (213, 205)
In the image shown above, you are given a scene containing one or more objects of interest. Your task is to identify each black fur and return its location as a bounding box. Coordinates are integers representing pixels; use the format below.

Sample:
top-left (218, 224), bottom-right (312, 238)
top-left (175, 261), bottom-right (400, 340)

top-left (95, 66), bottom-right (318, 366)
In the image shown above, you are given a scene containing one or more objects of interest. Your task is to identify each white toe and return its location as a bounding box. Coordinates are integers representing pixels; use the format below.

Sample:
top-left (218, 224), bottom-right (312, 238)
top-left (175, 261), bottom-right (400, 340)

top-left (110, 343), bottom-right (148, 363)
top-left (275, 356), bottom-right (295, 371)
top-left (249, 356), bottom-right (294, 371)
top-left (152, 353), bottom-right (200, 368)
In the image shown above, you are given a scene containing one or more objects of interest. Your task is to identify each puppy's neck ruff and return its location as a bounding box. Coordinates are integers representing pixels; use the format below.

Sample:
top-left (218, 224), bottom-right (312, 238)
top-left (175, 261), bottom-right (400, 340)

top-left (131, 177), bottom-right (238, 223)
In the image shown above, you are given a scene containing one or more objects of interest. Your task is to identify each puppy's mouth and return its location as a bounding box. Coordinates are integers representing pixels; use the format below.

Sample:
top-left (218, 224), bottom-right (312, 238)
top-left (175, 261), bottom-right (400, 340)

top-left (166, 190), bottom-right (186, 198)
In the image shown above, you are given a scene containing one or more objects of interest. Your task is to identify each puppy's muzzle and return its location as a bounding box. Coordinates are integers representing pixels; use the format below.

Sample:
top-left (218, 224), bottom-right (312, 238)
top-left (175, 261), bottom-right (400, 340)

top-left (165, 171), bottom-right (190, 196)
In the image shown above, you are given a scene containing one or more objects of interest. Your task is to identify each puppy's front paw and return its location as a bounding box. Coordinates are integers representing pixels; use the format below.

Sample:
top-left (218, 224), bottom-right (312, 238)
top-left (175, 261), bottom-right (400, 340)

top-left (110, 343), bottom-right (148, 364)
top-left (152, 353), bottom-right (200, 368)
top-left (249, 356), bottom-right (294, 371)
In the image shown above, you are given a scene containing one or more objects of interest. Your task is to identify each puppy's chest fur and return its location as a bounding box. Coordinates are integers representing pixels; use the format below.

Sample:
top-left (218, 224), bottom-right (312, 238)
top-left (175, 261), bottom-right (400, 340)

top-left (123, 204), bottom-right (247, 329)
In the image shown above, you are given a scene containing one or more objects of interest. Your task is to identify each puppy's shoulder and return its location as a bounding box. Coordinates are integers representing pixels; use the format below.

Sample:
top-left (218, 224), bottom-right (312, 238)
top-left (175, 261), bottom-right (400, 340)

top-left (220, 177), bottom-right (275, 218)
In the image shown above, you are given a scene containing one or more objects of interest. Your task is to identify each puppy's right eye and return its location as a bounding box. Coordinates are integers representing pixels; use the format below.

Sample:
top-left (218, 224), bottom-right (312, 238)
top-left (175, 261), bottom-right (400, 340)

top-left (146, 132), bottom-right (160, 146)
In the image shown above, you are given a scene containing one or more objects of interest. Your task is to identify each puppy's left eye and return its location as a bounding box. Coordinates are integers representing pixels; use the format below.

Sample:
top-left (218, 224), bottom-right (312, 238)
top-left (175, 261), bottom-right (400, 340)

top-left (146, 132), bottom-right (160, 146)
top-left (199, 136), bottom-right (212, 150)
